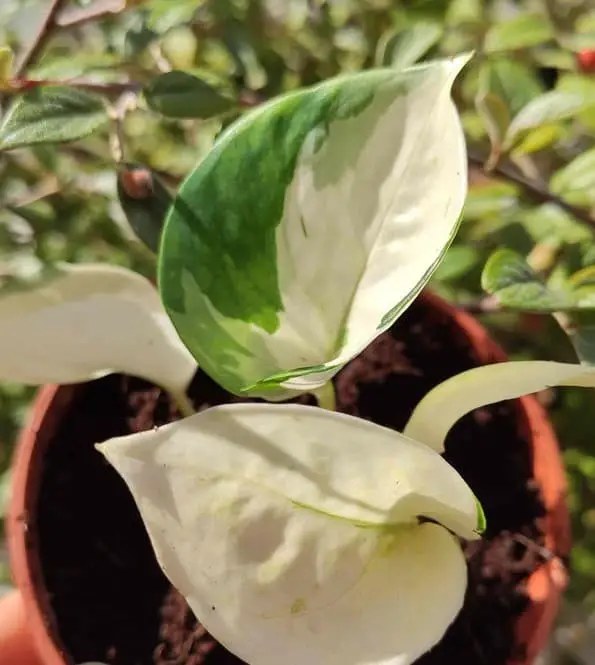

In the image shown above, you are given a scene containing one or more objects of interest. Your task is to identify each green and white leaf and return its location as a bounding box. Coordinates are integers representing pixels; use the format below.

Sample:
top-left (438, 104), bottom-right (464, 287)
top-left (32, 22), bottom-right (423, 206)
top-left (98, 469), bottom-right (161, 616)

top-left (0, 263), bottom-right (196, 392)
top-left (98, 403), bottom-right (481, 665)
top-left (404, 361), bottom-right (595, 453)
top-left (482, 248), bottom-right (574, 311)
top-left (0, 87), bottom-right (109, 151)
top-left (159, 56), bottom-right (471, 399)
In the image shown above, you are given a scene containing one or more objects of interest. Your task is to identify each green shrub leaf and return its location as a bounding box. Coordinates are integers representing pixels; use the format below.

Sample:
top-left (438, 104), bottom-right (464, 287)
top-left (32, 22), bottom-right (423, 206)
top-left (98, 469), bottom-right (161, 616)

top-left (484, 13), bottom-right (553, 53)
top-left (482, 248), bottom-right (574, 311)
top-left (144, 71), bottom-right (235, 118)
top-left (0, 86), bottom-right (109, 150)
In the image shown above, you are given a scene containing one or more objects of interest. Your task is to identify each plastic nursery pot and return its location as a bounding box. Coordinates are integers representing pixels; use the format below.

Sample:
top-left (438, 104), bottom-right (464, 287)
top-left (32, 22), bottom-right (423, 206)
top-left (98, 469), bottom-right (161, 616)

top-left (4, 290), bottom-right (571, 665)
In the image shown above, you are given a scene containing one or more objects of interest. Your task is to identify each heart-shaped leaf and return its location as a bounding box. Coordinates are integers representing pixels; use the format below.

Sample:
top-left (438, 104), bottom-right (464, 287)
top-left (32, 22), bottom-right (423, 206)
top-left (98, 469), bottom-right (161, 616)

top-left (0, 86), bottom-right (109, 151)
top-left (0, 263), bottom-right (196, 392)
top-left (159, 56), bottom-right (471, 399)
top-left (98, 403), bottom-right (480, 665)
top-left (481, 248), bottom-right (574, 311)
top-left (144, 71), bottom-right (235, 119)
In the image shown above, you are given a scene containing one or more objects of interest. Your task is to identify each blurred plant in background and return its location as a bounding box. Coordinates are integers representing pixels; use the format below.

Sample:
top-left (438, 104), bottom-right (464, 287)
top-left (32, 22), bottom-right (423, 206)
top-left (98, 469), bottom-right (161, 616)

top-left (4, 0), bottom-right (595, 660)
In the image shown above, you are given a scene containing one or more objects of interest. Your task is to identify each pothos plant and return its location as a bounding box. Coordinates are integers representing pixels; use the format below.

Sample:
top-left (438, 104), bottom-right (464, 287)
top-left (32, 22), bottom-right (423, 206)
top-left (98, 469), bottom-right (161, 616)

top-left (2, 54), bottom-right (595, 665)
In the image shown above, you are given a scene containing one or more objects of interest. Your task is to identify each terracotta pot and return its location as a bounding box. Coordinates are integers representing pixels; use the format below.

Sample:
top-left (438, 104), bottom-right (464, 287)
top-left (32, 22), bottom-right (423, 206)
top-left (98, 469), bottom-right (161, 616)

top-left (0, 589), bottom-right (47, 665)
top-left (4, 291), bottom-right (571, 665)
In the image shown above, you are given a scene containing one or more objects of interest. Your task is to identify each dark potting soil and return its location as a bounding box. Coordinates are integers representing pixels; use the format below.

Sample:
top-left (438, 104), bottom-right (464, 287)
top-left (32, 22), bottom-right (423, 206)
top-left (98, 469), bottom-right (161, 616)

top-left (36, 296), bottom-right (550, 665)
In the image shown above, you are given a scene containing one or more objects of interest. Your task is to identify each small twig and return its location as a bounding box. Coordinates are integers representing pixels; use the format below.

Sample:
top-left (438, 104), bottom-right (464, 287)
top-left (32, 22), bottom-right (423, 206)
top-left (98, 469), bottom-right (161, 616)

top-left (14, 0), bottom-right (67, 77)
top-left (108, 91), bottom-right (138, 164)
top-left (468, 148), bottom-right (595, 234)
top-left (148, 43), bottom-right (172, 73)
top-left (457, 295), bottom-right (502, 315)
top-left (55, 0), bottom-right (127, 29)
top-left (8, 78), bottom-right (141, 97)
top-left (512, 533), bottom-right (560, 563)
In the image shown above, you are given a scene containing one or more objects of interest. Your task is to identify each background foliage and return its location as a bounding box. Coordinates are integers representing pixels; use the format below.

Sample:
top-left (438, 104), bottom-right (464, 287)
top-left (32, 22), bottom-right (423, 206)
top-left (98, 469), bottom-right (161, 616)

top-left (3, 0), bottom-right (595, 660)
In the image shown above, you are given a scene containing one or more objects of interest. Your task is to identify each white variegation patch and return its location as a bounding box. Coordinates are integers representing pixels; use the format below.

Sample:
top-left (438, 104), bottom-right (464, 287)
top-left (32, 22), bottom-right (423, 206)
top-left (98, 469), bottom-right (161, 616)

top-left (0, 263), bottom-right (196, 392)
top-left (404, 360), bottom-right (595, 453)
top-left (266, 58), bottom-right (469, 396)
top-left (98, 403), bottom-right (480, 665)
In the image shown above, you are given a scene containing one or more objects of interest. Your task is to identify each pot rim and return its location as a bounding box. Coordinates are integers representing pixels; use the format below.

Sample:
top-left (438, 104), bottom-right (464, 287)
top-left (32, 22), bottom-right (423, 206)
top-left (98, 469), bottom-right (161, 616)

top-left (6, 290), bottom-right (571, 665)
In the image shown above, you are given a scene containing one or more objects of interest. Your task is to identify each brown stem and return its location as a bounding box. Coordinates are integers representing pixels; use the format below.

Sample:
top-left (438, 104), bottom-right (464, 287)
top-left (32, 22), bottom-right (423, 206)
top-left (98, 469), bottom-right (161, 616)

top-left (468, 148), bottom-right (595, 234)
top-left (55, 0), bottom-right (127, 28)
top-left (8, 78), bottom-right (140, 97)
top-left (14, 0), bottom-right (67, 77)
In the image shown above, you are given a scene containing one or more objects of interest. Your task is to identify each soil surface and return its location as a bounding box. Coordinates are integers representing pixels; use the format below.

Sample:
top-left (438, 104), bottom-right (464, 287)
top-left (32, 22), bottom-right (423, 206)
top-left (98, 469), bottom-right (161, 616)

top-left (36, 296), bottom-right (550, 665)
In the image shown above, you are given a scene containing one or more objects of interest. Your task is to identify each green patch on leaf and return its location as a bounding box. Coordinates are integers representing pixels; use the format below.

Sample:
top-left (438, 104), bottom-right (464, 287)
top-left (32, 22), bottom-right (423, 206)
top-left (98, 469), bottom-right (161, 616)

top-left (0, 86), bottom-right (109, 151)
top-left (474, 495), bottom-right (487, 534)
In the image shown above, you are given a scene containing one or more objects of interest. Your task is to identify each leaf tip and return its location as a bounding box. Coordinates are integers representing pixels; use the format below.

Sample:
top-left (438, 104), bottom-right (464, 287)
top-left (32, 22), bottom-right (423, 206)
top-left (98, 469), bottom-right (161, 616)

top-left (449, 51), bottom-right (475, 76)
top-left (474, 495), bottom-right (487, 535)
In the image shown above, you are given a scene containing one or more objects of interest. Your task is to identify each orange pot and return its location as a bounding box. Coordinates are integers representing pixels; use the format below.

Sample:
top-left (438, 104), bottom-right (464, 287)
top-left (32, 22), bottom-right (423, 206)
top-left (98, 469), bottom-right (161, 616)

top-left (3, 291), bottom-right (571, 665)
top-left (0, 589), bottom-right (47, 665)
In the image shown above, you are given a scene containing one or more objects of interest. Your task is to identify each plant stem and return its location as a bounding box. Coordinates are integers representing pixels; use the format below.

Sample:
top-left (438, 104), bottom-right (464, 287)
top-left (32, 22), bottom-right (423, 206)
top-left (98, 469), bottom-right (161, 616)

top-left (7, 78), bottom-right (141, 97)
top-left (458, 295), bottom-right (502, 315)
top-left (170, 390), bottom-right (196, 418)
top-left (14, 0), bottom-right (67, 77)
top-left (56, 0), bottom-right (132, 29)
top-left (467, 148), bottom-right (595, 234)
top-left (312, 381), bottom-right (337, 411)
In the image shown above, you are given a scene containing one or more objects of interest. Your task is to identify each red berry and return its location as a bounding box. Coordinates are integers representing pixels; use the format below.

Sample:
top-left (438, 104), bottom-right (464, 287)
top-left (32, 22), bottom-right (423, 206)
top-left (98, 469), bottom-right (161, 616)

top-left (577, 49), bottom-right (595, 73)
top-left (119, 168), bottom-right (154, 199)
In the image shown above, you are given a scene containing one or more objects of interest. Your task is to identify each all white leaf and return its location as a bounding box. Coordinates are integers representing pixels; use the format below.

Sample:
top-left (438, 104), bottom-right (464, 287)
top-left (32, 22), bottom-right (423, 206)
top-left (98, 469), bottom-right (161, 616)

top-left (404, 360), bottom-right (595, 453)
top-left (98, 403), bottom-right (479, 665)
top-left (0, 263), bottom-right (196, 392)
